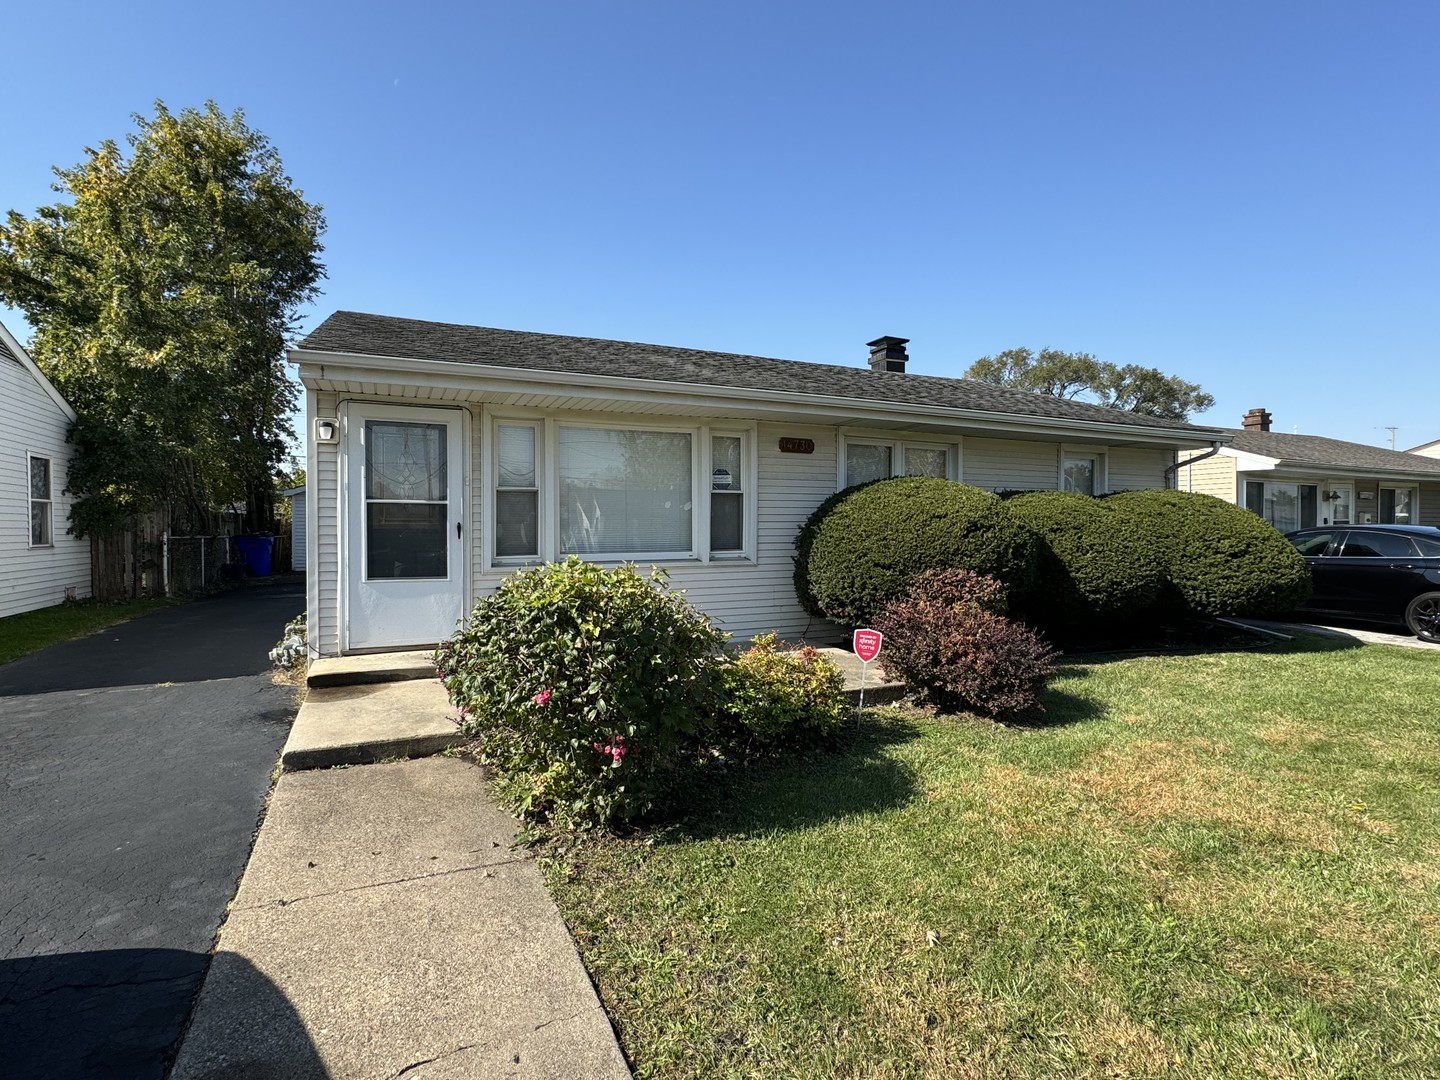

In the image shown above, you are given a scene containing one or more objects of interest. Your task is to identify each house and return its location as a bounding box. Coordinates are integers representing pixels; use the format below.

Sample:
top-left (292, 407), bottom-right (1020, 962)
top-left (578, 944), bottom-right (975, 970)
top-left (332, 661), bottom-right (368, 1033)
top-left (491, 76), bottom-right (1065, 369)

top-left (290, 311), bottom-right (1229, 656)
top-left (0, 321), bottom-right (92, 618)
top-left (1177, 408), bottom-right (1440, 532)
top-left (283, 485), bottom-right (307, 571)
top-left (1407, 438), bottom-right (1440, 461)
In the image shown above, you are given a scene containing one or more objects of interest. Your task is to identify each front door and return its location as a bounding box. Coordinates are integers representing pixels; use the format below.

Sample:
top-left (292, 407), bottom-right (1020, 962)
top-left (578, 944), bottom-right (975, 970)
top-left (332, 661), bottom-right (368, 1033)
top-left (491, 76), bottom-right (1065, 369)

top-left (1322, 483), bottom-right (1352, 527)
top-left (345, 404), bottom-right (466, 650)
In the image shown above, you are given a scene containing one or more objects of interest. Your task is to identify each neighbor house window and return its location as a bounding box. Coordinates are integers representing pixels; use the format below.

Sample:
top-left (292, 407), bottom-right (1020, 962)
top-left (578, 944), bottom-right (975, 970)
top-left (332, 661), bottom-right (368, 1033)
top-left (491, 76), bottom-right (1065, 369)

top-left (1062, 454), bottom-right (1097, 495)
top-left (1379, 487), bottom-right (1416, 525)
top-left (1245, 481), bottom-right (1318, 532)
top-left (29, 454), bottom-right (52, 547)
top-left (842, 438), bottom-right (954, 486)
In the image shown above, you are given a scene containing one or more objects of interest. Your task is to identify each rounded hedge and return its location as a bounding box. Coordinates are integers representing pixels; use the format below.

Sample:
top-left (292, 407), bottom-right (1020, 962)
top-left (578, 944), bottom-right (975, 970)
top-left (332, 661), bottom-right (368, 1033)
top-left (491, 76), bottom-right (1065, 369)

top-left (1005, 490), bottom-right (1167, 635)
top-left (1102, 489), bottom-right (1312, 617)
top-left (796, 477), bottom-right (1042, 625)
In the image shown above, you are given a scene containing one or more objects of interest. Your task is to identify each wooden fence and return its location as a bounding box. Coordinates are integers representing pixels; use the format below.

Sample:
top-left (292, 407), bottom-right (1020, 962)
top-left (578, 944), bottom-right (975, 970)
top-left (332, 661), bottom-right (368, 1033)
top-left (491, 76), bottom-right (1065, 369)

top-left (90, 517), bottom-right (295, 600)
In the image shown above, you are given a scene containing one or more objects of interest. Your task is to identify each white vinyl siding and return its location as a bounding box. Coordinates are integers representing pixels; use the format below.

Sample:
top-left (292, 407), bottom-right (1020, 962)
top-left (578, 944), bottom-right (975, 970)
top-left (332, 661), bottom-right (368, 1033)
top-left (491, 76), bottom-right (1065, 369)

top-left (961, 438), bottom-right (1062, 491)
top-left (311, 390), bottom-right (342, 657)
top-left (0, 346), bottom-right (90, 618)
top-left (1107, 447), bottom-right (1170, 492)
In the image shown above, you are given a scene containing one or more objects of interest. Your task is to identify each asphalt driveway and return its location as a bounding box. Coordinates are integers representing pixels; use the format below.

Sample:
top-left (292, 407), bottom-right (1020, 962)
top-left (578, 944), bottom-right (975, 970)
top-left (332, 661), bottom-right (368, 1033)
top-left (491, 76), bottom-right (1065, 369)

top-left (0, 581), bottom-right (305, 1080)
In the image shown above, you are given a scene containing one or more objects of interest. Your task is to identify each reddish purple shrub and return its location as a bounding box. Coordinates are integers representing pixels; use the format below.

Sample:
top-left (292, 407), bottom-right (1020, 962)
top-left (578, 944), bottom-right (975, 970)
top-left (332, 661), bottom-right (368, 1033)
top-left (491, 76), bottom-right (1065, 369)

top-left (873, 569), bottom-right (1058, 718)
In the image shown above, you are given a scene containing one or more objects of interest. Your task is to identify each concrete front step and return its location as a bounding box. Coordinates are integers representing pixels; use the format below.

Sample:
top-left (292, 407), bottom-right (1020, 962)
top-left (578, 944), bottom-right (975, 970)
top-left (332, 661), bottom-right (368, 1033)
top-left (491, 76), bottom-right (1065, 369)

top-left (306, 650), bottom-right (437, 688)
top-left (281, 678), bottom-right (464, 771)
top-left (812, 647), bottom-right (907, 707)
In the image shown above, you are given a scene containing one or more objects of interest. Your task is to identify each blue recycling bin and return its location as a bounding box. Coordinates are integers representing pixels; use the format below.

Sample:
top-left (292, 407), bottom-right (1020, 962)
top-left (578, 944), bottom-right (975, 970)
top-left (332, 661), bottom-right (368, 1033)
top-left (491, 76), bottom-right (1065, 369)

top-left (233, 535), bottom-right (275, 577)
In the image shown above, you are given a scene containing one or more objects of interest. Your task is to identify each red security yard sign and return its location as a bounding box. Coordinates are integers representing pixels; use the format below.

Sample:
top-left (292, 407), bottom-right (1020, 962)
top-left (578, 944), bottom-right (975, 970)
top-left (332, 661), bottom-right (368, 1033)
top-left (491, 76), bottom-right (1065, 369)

top-left (852, 628), bottom-right (882, 711)
top-left (853, 628), bottom-right (882, 663)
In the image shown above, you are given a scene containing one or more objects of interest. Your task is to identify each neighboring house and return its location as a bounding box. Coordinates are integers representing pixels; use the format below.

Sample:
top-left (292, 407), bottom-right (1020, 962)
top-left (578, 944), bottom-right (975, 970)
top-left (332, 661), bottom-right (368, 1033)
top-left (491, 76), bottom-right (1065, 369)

top-left (0, 321), bottom-right (92, 618)
top-left (290, 311), bottom-right (1229, 656)
top-left (1407, 438), bottom-right (1440, 461)
top-left (1178, 408), bottom-right (1440, 532)
top-left (284, 485), bottom-right (307, 571)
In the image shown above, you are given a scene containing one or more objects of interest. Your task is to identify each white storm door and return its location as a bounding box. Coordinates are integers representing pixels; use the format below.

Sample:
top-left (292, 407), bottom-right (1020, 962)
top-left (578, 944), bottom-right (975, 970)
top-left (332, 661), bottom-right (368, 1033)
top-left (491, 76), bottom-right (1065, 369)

top-left (345, 405), bottom-right (466, 650)
top-left (1323, 484), bottom-right (1352, 527)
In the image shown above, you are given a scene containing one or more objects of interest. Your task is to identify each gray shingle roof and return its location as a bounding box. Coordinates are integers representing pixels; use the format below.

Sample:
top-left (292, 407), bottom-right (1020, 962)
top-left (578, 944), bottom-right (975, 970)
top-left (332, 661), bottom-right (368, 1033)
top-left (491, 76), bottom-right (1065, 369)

top-left (1226, 428), bottom-right (1440, 477)
top-left (297, 311), bottom-right (1225, 437)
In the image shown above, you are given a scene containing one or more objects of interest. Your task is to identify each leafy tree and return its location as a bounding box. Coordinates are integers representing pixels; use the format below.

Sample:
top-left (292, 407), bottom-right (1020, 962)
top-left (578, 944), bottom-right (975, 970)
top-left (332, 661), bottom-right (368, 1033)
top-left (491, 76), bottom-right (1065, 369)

top-left (966, 347), bottom-right (1214, 422)
top-left (0, 101), bottom-right (325, 536)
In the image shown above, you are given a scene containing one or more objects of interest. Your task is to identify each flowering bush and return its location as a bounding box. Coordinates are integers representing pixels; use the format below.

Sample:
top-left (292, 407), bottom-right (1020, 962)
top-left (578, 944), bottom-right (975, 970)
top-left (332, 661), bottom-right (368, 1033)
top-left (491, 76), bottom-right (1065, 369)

top-left (268, 612), bottom-right (307, 672)
top-left (434, 557), bottom-right (726, 830)
top-left (715, 633), bottom-right (848, 749)
top-left (873, 569), bottom-right (1058, 719)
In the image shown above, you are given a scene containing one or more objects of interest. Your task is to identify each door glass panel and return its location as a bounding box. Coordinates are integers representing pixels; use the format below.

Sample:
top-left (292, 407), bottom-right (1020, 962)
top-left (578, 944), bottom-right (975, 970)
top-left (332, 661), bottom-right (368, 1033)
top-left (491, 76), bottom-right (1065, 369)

top-left (367, 422), bottom-right (446, 500)
top-left (1381, 487), bottom-right (1415, 524)
top-left (365, 421), bottom-right (448, 580)
top-left (904, 446), bottom-right (949, 478)
top-left (1300, 486), bottom-right (1318, 529)
top-left (366, 503), bottom-right (448, 579)
top-left (1330, 488), bottom-right (1352, 525)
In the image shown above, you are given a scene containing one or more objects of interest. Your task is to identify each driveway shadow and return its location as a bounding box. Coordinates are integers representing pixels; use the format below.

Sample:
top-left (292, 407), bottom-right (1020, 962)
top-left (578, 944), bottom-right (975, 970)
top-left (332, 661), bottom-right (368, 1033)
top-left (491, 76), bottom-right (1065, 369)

top-left (0, 948), bottom-right (323, 1080)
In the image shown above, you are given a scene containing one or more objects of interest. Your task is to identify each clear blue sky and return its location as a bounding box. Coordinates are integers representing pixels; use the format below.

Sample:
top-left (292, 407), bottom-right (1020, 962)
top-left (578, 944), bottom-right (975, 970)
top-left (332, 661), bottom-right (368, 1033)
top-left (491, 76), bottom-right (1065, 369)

top-left (3, 1), bottom-right (1436, 448)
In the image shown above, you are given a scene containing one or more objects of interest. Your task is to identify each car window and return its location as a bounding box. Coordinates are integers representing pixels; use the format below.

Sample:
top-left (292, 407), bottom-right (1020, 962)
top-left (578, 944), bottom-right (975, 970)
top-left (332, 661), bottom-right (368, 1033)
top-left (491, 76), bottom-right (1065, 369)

top-left (1290, 532), bottom-right (1334, 556)
top-left (1339, 532), bottom-right (1418, 558)
top-left (1413, 535), bottom-right (1440, 558)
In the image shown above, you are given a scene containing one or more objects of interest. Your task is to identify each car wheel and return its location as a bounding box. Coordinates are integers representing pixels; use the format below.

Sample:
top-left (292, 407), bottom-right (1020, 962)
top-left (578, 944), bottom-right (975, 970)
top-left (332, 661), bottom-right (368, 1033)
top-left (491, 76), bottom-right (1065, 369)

top-left (1405, 591), bottom-right (1440, 643)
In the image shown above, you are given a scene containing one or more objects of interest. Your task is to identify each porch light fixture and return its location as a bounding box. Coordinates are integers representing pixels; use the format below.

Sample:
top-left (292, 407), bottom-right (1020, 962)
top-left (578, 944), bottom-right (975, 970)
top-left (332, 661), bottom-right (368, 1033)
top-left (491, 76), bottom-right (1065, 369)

top-left (315, 417), bottom-right (339, 443)
top-left (1322, 490), bottom-right (1343, 501)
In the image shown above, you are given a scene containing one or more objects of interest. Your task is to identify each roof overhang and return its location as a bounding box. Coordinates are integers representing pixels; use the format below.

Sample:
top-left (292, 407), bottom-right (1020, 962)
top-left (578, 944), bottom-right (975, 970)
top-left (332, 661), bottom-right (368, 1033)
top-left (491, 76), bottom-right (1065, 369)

top-left (1225, 447), bottom-right (1440, 483)
top-left (288, 347), bottom-right (1228, 451)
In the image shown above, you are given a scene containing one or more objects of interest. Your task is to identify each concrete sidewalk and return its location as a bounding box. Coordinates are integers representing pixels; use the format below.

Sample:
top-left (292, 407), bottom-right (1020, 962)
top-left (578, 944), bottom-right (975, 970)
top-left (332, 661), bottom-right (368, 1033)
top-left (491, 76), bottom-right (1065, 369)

top-left (172, 643), bottom-right (900, 1079)
top-left (170, 756), bottom-right (631, 1079)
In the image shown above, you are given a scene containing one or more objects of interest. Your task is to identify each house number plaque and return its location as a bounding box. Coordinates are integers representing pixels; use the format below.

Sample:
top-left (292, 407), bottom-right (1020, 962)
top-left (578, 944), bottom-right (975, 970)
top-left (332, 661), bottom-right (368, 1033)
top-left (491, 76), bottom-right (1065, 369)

top-left (778, 437), bottom-right (815, 454)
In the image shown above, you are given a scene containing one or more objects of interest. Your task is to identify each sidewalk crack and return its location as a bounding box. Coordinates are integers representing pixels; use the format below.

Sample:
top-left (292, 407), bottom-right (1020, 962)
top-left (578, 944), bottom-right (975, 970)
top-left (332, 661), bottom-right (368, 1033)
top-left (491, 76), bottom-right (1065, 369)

top-left (389, 1042), bottom-right (476, 1078)
top-left (236, 853), bottom-right (532, 912)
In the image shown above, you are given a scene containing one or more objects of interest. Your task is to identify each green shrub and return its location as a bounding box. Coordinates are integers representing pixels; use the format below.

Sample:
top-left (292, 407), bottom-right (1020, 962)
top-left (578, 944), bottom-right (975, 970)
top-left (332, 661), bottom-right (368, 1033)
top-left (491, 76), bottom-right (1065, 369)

top-left (1103, 490), bottom-right (1312, 617)
top-left (1005, 491), bottom-right (1167, 635)
top-left (873, 569), bottom-right (1058, 718)
top-left (796, 477), bottom-right (1042, 625)
top-left (715, 633), bottom-right (848, 749)
top-left (434, 557), bottom-right (726, 830)
top-left (792, 480), bottom-right (883, 619)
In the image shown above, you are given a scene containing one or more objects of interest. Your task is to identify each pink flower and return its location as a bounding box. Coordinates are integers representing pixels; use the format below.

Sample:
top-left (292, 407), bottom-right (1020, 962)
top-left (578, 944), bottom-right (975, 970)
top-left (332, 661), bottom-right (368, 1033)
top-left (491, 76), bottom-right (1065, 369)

top-left (533, 689), bottom-right (552, 706)
top-left (592, 735), bottom-right (627, 764)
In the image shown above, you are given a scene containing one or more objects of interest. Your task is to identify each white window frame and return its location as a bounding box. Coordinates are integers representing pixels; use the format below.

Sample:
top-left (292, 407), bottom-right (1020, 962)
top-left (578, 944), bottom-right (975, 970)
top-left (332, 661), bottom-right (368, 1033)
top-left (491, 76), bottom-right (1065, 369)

top-left (1060, 445), bottom-right (1109, 496)
top-left (27, 452), bottom-right (53, 548)
top-left (492, 420), bottom-right (544, 564)
top-left (837, 431), bottom-right (962, 488)
top-left (483, 411), bottom-right (757, 569)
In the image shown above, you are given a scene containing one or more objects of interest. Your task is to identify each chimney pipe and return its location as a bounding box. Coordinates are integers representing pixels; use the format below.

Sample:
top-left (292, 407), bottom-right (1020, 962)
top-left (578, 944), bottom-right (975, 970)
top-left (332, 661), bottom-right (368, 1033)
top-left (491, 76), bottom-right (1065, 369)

top-left (867, 336), bottom-right (909, 373)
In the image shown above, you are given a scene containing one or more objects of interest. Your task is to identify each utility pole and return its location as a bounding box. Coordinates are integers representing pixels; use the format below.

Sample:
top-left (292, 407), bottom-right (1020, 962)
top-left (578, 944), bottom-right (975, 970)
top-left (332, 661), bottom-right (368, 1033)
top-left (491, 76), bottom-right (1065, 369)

top-left (1385, 426), bottom-right (1398, 450)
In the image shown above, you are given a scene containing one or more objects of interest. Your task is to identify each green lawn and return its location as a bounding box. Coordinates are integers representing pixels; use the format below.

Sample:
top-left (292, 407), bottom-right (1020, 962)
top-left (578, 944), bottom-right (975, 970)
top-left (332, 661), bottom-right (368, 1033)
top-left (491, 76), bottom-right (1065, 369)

top-left (0, 597), bottom-right (175, 665)
top-left (547, 635), bottom-right (1440, 1079)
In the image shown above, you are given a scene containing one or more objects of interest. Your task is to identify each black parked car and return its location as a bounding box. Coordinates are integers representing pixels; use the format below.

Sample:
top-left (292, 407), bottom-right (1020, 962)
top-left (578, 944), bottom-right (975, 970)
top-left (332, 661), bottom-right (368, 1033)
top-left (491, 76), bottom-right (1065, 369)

top-left (1285, 524), bottom-right (1440, 642)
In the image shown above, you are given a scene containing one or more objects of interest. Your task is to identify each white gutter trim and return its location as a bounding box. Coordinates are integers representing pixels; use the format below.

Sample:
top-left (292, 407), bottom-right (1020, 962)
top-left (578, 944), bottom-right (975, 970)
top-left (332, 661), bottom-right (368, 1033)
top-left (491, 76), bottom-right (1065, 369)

top-left (287, 347), bottom-right (1231, 448)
